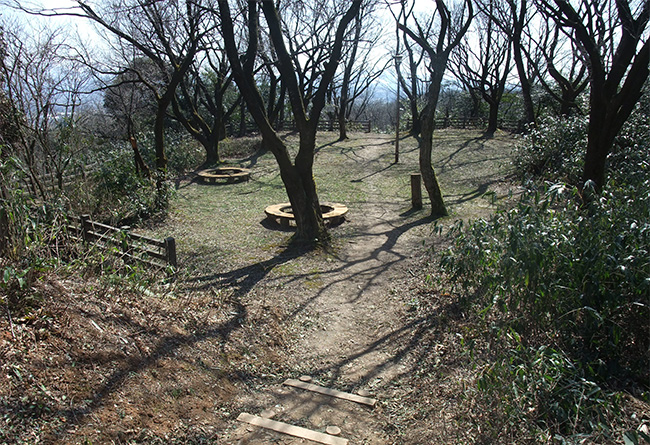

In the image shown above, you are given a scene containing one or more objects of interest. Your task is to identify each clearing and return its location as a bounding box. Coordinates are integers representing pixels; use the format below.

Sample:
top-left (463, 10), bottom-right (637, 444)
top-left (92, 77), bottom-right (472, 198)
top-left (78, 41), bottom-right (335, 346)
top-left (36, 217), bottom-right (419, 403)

top-left (1, 130), bottom-right (518, 444)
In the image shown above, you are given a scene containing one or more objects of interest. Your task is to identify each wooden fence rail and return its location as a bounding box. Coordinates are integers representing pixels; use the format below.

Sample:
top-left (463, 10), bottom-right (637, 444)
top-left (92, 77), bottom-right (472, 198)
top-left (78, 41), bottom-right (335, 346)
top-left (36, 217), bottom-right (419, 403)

top-left (68, 215), bottom-right (177, 269)
top-left (405, 117), bottom-right (525, 132)
top-left (313, 120), bottom-right (372, 133)
top-left (227, 119), bottom-right (373, 136)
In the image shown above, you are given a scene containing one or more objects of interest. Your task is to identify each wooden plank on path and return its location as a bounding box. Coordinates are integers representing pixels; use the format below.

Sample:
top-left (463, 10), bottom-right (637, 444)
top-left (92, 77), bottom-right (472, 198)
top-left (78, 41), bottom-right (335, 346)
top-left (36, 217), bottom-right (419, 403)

top-left (237, 413), bottom-right (348, 445)
top-left (283, 379), bottom-right (377, 407)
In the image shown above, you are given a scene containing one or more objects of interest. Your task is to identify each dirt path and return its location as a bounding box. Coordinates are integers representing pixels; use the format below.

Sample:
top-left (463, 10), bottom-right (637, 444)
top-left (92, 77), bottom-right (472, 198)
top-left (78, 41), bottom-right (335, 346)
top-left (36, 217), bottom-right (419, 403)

top-left (223, 140), bottom-right (431, 444)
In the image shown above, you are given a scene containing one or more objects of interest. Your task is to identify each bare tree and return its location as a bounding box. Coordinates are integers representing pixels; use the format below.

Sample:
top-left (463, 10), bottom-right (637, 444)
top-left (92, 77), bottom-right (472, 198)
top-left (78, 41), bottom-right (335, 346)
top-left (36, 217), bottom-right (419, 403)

top-left (170, 42), bottom-right (240, 165)
top-left (333, 1), bottom-right (385, 141)
top-left (31, 0), bottom-right (214, 176)
top-left (258, 50), bottom-right (287, 131)
top-left (397, 0), bottom-right (474, 217)
top-left (531, 21), bottom-right (589, 116)
top-left (451, 3), bottom-right (512, 138)
top-left (396, 6), bottom-right (430, 137)
top-left (218, 0), bottom-right (362, 242)
top-left (103, 55), bottom-right (157, 176)
top-left (536, 0), bottom-right (650, 191)
top-left (478, 0), bottom-right (537, 127)
top-left (0, 24), bottom-right (23, 256)
top-left (0, 21), bottom-right (93, 198)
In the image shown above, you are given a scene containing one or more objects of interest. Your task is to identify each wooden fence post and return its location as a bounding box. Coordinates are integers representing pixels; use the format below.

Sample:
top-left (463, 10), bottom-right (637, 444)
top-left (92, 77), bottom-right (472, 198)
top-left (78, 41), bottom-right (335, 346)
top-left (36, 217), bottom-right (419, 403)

top-left (164, 237), bottom-right (177, 268)
top-left (411, 173), bottom-right (422, 210)
top-left (81, 214), bottom-right (91, 242)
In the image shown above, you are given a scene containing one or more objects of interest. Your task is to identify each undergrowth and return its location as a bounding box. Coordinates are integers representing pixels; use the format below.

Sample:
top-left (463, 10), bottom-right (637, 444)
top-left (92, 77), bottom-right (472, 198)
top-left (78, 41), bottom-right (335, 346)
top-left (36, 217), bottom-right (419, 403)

top-left (438, 108), bottom-right (650, 442)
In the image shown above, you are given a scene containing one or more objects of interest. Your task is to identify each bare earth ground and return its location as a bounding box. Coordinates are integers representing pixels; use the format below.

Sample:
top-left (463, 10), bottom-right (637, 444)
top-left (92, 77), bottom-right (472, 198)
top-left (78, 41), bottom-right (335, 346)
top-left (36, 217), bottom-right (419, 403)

top-left (1, 131), bottom-right (519, 444)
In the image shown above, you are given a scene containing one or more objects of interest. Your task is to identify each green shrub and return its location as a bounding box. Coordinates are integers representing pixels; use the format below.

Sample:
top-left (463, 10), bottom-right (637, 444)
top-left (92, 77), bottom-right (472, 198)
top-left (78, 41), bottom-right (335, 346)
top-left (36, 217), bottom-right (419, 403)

top-left (609, 100), bottom-right (650, 186)
top-left (0, 150), bottom-right (29, 258)
top-left (219, 136), bottom-right (263, 159)
top-left (0, 148), bottom-right (78, 314)
top-left (513, 115), bottom-right (587, 184)
top-left (476, 343), bottom-right (624, 442)
top-left (91, 146), bottom-right (167, 225)
top-left (441, 179), bottom-right (650, 440)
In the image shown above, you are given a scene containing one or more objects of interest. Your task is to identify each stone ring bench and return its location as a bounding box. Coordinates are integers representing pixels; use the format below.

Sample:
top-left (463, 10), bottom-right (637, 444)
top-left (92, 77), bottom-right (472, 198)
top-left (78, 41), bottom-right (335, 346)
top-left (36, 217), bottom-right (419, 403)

top-left (264, 202), bottom-right (348, 227)
top-left (197, 167), bottom-right (251, 184)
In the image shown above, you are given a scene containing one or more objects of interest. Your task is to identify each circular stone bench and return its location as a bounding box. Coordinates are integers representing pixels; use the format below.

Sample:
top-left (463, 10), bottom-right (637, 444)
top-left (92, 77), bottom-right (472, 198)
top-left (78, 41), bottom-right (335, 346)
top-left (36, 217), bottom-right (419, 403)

top-left (197, 167), bottom-right (251, 184)
top-left (264, 202), bottom-right (348, 227)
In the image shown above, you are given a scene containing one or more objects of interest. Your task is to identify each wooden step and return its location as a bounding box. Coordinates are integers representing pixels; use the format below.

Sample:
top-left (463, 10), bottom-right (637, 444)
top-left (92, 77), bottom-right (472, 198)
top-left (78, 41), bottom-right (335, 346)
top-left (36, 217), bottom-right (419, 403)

top-left (283, 378), bottom-right (377, 407)
top-left (237, 412), bottom-right (348, 445)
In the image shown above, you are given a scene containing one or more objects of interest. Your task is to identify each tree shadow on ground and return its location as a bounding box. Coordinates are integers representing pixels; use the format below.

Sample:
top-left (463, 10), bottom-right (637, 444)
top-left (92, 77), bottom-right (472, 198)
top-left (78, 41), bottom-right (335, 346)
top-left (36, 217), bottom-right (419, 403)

top-left (263, 295), bottom-right (472, 434)
top-left (434, 136), bottom-right (484, 171)
top-left (279, 210), bottom-right (437, 317)
top-left (45, 304), bottom-right (249, 440)
top-left (44, 241), bottom-right (311, 442)
top-left (446, 180), bottom-right (496, 206)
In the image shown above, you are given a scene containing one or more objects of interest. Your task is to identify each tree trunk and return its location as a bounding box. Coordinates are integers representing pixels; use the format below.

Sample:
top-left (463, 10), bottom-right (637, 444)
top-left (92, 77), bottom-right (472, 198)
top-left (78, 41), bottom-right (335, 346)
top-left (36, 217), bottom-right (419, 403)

top-left (419, 120), bottom-right (448, 217)
top-left (409, 106), bottom-right (422, 136)
top-left (265, 131), bottom-right (328, 243)
top-left (559, 89), bottom-right (577, 116)
top-left (294, 133), bottom-right (328, 242)
top-left (419, 74), bottom-right (448, 217)
top-left (582, 92), bottom-right (624, 192)
top-left (204, 137), bottom-right (220, 166)
top-left (485, 99), bottom-right (499, 138)
top-left (129, 136), bottom-right (150, 177)
top-left (511, 0), bottom-right (535, 128)
top-left (337, 108), bottom-right (347, 141)
top-left (513, 39), bottom-right (536, 127)
top-left (468, 89), bottom-right (481, 119)
top-left (582, 39), bottom-right (649, 192)
top-left (583, 127), bottom-right (609, 192)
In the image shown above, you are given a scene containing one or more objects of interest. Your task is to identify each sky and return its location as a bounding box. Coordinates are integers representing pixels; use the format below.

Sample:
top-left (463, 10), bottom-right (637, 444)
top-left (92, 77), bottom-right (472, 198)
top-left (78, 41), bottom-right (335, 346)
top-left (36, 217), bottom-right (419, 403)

top-left (1, 0), bottom-right (96, 36)
top-left (1, 0), bottom-right (438, 102)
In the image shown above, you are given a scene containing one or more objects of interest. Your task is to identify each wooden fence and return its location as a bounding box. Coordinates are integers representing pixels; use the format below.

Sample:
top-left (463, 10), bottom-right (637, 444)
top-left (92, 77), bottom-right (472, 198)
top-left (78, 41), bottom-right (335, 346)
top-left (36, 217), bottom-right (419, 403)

top-left (68, 215), bottom-right (177, 269)
top-left (405, 117), bottom-right (525, 133)
top-left (227, 119), bottom-right (373, 136)
top-left (22, 161), bottom-right (101, 198)
top-left (313, 120), bottom-right (372, 133)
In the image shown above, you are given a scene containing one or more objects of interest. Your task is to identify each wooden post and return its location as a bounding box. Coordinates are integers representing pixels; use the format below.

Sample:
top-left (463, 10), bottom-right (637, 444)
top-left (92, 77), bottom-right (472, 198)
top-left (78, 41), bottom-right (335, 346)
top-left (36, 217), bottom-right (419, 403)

top-left (81, 214), bottom-right (91, 242)
top-left (164, 237), bottom-right (177, 268)
top-left (411, 173), bottom-right (422, 210)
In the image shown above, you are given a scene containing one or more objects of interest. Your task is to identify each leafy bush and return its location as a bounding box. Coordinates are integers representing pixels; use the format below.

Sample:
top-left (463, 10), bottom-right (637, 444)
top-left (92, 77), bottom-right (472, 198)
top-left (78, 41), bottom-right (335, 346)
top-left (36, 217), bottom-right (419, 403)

top-left (441, 179), bottom-right (650, 440)
top-left (0, 148), bottom-right (79, 315)
top-left (135, 131), bottom-right (204, 175)
top-left (513, 115), bottom-right (587, 184)
top-left (166, 135), bottom-right (204, 174)
top-left (219, 135), bottom-right (263, 160)
top-left (91, 146), bottom-right (168, 226)
top-left (477, 344), bottom-right (623, 442)
top-left (0, 150), bottom-right (29, 258)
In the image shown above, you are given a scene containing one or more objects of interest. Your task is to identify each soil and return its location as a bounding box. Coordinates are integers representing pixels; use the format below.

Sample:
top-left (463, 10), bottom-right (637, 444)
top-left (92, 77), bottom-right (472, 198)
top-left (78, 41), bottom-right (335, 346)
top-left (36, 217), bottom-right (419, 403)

top-left (1, 131), bottom-right (519, 444)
